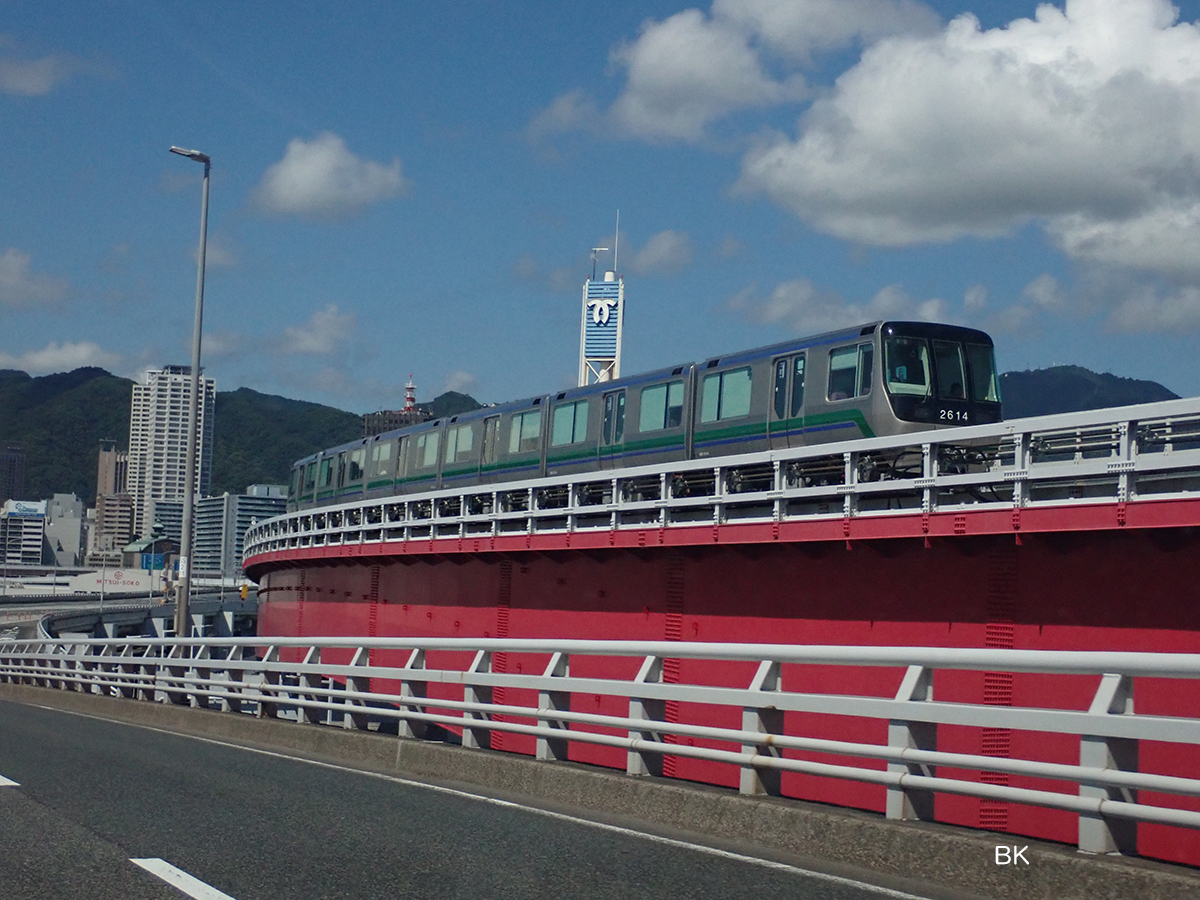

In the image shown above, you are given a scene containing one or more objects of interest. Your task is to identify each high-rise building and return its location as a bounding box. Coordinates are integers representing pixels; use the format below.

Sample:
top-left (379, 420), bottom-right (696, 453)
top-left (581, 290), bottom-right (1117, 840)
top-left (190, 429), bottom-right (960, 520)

top-left (127, 366), bottom-right (216, 540)
top-left (0, 443), bottom-right (25, 505)
top-left (193, 486), bottom-right (286, 577)
top-left (87, 441), bottom-right (134, 566)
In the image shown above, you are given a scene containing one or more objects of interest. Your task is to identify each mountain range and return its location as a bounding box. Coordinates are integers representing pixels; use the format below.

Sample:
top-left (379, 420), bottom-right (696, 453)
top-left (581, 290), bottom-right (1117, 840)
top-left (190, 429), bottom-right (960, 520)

top-left (0, 364), bottom-right (1182, 504)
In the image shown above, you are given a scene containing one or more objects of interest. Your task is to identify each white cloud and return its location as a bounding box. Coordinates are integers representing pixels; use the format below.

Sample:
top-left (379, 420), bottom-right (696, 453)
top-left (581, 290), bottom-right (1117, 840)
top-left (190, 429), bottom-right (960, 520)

top-left (630, 230), bottom-right (694, 274)
top-left (195, 233), bottom-right (238, 269)
top-left (1107, 283), bottom-right (1200, 332)
top-left (253, 132), bottom-right (409, 220)
top-left (0, 248), bottom-right (69, 307)
top-left (0, 36), bottom-right (86, 96)
top-left (442, 370), bottom-right (478, 394)
top-left (531, 1), bottom-right (935, 144)
top-left (1021, 273), bottom-right (1066, 310)
top-left (0, 341), bottom-right (121, 374)
top-left (609, 9), bottom-right (806, 142)
top-left (963, 283), bottom-right (987, 312)
top-left (730, 278), bottom-right (950, 334)
top-left (736, 0), bottom-right (1200, 283)
top-left (513, 254), bottom-right (580, 293)
top-left (280, 304), bottom-right (356, 355)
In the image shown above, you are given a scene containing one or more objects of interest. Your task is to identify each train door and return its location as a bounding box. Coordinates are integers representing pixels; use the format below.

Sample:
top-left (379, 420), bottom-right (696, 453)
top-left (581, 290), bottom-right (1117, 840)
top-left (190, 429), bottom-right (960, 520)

top-left (768, 353), bottom-right (806, 448)
top-left (600, 389), bottom-right (626, 468)
top-left (480, 415), bottom-right (500, 477)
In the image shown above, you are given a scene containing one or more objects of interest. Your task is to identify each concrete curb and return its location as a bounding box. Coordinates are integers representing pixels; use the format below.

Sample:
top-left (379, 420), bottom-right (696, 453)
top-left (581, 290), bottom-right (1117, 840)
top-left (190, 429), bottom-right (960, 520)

top-left (2, 682), bottom-right (1198, 900)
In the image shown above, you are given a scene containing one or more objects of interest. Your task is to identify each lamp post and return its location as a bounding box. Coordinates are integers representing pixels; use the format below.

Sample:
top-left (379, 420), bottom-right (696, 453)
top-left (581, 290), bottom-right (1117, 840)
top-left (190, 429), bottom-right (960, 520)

top-left (169, 145), bottom-right (210, 639)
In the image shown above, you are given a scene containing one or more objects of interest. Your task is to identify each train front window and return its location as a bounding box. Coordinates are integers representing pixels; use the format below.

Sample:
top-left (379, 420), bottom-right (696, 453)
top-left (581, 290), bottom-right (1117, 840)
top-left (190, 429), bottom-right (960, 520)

top-left (884, 338), bottom-right (932, 397)
top-left (932, 340), bottom-right (967, 400)
top-left (966, 343), bottom-right (1000, 402)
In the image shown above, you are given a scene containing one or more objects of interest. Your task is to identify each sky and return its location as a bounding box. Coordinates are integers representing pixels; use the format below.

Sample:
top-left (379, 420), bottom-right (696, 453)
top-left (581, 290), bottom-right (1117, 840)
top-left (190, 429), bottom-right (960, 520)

top-left (4, 0), bottom-right (1200, 413)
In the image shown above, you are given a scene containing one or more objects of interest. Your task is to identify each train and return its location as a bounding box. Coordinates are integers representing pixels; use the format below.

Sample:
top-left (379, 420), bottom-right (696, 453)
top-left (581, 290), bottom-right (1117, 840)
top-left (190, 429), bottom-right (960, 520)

top-left (288, 320), bottom-right (1001, 511)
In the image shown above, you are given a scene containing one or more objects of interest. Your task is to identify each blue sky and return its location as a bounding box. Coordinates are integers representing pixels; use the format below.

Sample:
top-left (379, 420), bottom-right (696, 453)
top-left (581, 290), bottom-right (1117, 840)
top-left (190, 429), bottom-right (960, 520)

top-left (4, 0), bottom-right (1200, 412)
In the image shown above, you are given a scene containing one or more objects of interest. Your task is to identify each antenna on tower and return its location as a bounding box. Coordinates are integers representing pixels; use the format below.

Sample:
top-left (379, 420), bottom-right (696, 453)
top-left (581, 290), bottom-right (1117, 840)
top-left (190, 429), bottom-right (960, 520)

top-left (612, 209), bottom-right (620, 273)
top-left (590, 247), bottom-right (609, 281)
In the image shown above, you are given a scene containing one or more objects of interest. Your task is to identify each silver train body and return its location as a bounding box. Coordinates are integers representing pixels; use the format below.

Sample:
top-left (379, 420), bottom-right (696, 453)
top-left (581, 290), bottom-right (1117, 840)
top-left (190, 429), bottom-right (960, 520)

top-left (289, 321), bottom-right (1001, 510)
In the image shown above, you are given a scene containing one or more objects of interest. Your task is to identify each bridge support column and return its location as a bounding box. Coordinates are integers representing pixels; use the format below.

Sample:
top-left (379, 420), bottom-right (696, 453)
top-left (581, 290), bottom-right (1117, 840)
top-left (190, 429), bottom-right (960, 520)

top-left (1079, 674), bottom-right (1138, 855)
top-left (463, 651), bottom-right (493, 750)
top-left (887, 665), bottom-right (937, 821)
top-left (740, 660), bottom-right (782, 797)
top-left (627, 656), bottom-right (664, 777)
top-left (537, 652), bottom-right (570, 761)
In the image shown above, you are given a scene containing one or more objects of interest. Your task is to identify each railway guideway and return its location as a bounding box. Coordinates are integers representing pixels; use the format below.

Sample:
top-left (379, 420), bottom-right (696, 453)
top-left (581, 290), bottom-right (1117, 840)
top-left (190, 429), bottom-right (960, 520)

top-left (242, 397), bottom-right (1200, 867)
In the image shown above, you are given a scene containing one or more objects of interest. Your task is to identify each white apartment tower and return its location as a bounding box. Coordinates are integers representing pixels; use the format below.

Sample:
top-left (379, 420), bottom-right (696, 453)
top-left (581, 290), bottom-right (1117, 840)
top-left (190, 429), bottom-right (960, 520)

top-left (128, 365), bottom-right (216, 540)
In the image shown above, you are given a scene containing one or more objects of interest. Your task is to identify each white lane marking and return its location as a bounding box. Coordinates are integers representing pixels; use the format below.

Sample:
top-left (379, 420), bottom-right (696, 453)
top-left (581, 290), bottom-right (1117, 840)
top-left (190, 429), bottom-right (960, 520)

top-left (130, 858), bottom-right (239, 900)
top-left (34, 704), bottom-right (930, 900)
top-left (0, 774), bottom-right (18, 787)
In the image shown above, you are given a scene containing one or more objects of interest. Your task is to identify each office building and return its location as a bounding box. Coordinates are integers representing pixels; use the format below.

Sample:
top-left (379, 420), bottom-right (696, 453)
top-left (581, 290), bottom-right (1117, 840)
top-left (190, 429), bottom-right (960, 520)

top-left (127, 366), bottom-right (215, 540)
top-left (193, 486), bottom-right (287, 577)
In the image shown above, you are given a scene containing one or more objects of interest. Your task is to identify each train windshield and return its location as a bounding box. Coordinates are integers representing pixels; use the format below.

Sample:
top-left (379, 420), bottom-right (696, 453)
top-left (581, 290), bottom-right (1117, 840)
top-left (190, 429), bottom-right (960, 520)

top-left (882, 327), bottom-right (1001, 424)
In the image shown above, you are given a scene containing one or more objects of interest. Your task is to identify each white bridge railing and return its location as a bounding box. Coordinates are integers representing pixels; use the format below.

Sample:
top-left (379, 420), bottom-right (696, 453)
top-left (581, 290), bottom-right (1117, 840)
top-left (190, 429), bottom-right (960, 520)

top-left (3, 636), bottom-right (1199, 857)
top-left (243, 397), bottom-right (1200, 560)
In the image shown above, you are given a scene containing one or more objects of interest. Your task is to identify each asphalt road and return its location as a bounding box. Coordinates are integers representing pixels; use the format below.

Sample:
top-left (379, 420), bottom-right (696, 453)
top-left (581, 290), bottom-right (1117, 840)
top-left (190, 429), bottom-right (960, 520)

top-left (0, 699), bottom-right (938, 900)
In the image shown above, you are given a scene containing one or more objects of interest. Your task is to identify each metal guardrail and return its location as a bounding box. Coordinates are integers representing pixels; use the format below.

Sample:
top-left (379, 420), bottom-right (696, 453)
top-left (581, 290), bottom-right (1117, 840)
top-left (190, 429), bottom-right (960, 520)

top-left (2, 635), bottom-right (1198, 856)
top-left (242, 398), bottom-right (1200, 560)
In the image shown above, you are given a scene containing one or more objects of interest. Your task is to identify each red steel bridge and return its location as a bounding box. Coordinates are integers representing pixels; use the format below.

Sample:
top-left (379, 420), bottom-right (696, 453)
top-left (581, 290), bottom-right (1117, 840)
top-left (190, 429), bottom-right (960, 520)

top-left (243, 398), bottom-right (1200, 867)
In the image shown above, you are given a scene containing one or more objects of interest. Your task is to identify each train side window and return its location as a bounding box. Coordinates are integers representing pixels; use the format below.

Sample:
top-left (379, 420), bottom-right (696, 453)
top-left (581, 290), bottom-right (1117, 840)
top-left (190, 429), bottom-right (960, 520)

top-left (772, 359), bottom-right (788, 419)
top-left (445, 423), bottom-right (475, 463)
top-left (552, 399), bottom-right (590, 446)
top-left (481, 416), bottom-right (500, 465)
top-left (966, 343), bottom-right (1000, 402)
top-left (932, 340), bottom-right (966, 400)
top-left (336, 451), bottom-right (347, 487)
top-left (700, 366), bottom-right (752, 423)
top-left (369, 441), bottom-right (392, 479)
top-left (858, 344), bottom-right (873, 396)
top-left (347, 448), bottom-right (365, 482)
top-left (791, 354), bottom-right (806, 416)
top-left (304, 462), bottom-right (316, 493)
top-left (319, 458), bottom-right (334, 488)
top-left (641, 381), bottom-right (684, 431)
top-left (290, 467), bottom-right (301, 498)
top-left (414, 431), bottom-right (440, 468)
top-left (828, 347), bottom-right (858, 401)
top-left (508, 410), bottom-right (542, 454)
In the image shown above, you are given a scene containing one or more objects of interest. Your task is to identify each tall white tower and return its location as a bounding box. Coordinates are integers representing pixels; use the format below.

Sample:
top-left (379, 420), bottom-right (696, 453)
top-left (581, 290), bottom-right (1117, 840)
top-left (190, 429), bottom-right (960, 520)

top-left (578, 269), bottom-right (624, 386)
top-left (128, 365), bottom-right (216, 540)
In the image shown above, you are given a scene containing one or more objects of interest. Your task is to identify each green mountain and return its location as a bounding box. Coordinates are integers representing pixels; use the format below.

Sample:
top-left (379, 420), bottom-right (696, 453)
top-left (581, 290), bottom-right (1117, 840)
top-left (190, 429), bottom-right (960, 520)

top-left (999, 366), bottom-right (1178, 419)
top-left (0, 368), bottom-right (480, 501)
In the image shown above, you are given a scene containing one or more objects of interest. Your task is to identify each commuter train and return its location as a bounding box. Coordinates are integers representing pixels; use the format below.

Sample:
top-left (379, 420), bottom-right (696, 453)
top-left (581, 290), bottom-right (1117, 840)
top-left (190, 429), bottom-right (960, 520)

top-left (288, 320), bottom-right (1002, 511)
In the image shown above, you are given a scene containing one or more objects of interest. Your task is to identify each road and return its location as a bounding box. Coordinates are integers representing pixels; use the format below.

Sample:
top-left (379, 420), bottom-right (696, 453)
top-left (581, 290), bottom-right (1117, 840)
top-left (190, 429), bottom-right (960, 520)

top-left (0, 698), bottom-right (942, 900)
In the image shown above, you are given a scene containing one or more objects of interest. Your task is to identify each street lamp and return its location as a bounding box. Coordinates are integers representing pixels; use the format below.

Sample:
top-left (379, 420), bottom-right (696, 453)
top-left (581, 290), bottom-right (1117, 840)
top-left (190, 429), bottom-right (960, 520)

top-left (169, 145), bottom-right (210, 639)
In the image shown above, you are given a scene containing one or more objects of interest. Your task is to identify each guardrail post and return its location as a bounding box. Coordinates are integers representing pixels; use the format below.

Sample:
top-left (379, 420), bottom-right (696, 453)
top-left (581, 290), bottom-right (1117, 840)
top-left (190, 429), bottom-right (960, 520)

top-left (163, 643), bottom-right (189, 705)
top-left (257, 646), bottom-right (282, 718)
top-left (886, 665), bottom-right (937, 821)
top-left (400, 649), bottom-right (428, 739)
top-left (343, 647), bottom-right (372, 731)
top-left (1079, 673), bottom-right (1138, 855)
top-left (740, 660), bottom-right (783, 796)
top-left (189, 644), bottom-right (212, 708)
top-left (219, 644), bottom-right (245, 713)
top-left (628, 655), bottom-right (665, 777)
top-left (537, 651), bottom-right (570, 761)
top-left (297, 647), bottom-right (324, 724)
top-left (463, 650), bottom-right (493, 750)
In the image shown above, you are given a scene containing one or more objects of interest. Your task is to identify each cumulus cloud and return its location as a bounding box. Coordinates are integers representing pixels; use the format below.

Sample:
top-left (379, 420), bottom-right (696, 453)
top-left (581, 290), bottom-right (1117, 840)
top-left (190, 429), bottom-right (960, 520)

top-left (0, 341), bottom-right (121, 374)
top-left (0, 248), bottom-right (69, 307)
top-left (253, 132), bottom-right (409, 220)
top-left (280, 304), bottom-right (356, 355)
top-left (1107, 283), bottom-right (1200, 332)
top-left (0, 36), bottom-right (87, 96)
top-left (730, 278), bottom-right (950, 334)
top-left (630, 230), bottom-right (694, 274)
top-left (736, 0), bottom-right (1200, 285)
top-left (531, 0), bottom-right (934, 144)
